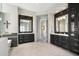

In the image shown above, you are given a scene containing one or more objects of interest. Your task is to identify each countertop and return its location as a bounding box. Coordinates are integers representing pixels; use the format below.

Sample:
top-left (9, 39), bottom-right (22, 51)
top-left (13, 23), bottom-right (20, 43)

top-left (18, 33), bottom-right (34, 35)
top-left (0, 33), bottom-right (17, 38)
top-left (51, 33), bottom-right (69, 36)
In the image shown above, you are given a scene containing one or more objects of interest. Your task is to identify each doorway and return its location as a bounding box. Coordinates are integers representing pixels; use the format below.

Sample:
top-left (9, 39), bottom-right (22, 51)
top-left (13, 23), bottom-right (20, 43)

top-left (36, 15), bottom-right (48, 42)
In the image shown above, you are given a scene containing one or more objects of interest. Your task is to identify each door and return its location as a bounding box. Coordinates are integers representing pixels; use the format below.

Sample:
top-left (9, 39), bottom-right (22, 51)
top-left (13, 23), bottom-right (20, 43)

top-left (36, 15), bottom-right (48, 42)
top-left (40, 19), bottom-right (48, 42)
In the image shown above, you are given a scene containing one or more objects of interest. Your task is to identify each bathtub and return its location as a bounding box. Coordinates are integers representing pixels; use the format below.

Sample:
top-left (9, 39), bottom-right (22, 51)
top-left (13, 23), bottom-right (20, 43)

top-left (0, 37), bottom-right (8, 56)
top-left (8, 40), bottom-right (12, 55)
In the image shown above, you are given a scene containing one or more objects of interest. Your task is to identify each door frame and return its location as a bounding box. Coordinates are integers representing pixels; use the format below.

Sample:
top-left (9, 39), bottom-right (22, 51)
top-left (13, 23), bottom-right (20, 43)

top-left (36, 15), bottom-right (48, 42)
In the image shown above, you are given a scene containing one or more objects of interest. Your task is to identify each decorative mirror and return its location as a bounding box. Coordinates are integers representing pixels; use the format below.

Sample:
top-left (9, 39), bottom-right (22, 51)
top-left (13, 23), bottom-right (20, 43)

top-left (19, 15), bottom-right (33, 33)
top-left (54, 9), bottom-right (68, 34)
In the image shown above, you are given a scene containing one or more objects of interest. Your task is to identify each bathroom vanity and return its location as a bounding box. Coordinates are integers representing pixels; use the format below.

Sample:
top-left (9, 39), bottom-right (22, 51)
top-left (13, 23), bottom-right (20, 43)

top-left (18, 15), bottom-right (34, 44)
top-left (51, 3), bottom-right (79, 54)
top-left (50, 34), bottom-right (69, 49)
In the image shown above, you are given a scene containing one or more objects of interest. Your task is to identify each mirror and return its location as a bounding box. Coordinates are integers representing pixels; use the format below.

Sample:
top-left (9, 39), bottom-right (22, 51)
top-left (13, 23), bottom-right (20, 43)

top-left (56, 14), bottom-right (68, 32)
top-left (55, 9), bottom-right (68, 34)
top-left (19, 15), bottom-right (33, 33)
top-left (20, 19), bottom-right (32, 32)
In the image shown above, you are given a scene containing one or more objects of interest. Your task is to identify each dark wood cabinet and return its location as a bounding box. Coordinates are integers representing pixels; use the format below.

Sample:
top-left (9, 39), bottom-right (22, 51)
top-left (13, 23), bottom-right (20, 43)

top-left (51, 3), bottom-right (79, 55)
top-left (68, 3), bottom-right (79, 54)
top-left (18, 34), bottom-right (34, 44)
top-left (50, 34), bottom-right (79, 54)
top-left (50, 34), bottom-right (69, 49)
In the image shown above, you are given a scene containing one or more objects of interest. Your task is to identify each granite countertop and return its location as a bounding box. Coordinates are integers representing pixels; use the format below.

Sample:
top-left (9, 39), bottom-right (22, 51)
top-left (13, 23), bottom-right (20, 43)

top-left (51, 33), bottom-right (69, 36)
top-left (18, 33), bottom-right (34, 35)
top-left (0, 33), bottom-right (34, 37)
top-left (0, 33), bottom-right (17, 37)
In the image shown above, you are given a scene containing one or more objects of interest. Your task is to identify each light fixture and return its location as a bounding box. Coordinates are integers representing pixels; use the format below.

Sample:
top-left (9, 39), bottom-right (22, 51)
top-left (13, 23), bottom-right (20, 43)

top-left (57, 18), bottom-right (60, 21)
top-left (57, 17), bottom-right (62, 21)
top-left (60, 17), bottom-right (63, 20)
top-left (62, 16), bottom-right (66, 19)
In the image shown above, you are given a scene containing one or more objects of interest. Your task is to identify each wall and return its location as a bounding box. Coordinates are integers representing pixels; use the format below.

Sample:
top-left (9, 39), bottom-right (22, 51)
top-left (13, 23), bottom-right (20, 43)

top-left (0, 3), bottom-right (2, 11)
top-left (2, 3), bottom-right (18, 34)
top-left (36, 15), bottom-right (48, 42)
top-left (48, 13), bottom-right (54, 43)
top-left (18, 8), bottom-right (37, 42)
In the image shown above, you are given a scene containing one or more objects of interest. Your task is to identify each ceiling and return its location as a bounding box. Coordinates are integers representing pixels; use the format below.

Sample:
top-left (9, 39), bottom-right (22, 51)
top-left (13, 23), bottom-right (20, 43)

top-left (10, 3), bottom-right (56, 13)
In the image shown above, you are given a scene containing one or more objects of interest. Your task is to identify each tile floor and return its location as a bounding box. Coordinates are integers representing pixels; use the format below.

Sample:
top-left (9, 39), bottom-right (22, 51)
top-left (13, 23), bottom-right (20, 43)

top-left (10, 42), bottom-right (77, 56)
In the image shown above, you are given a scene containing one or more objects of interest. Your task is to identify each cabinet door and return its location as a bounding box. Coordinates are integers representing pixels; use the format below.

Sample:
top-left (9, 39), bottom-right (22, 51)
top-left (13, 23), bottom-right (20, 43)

top-left (19, 35), bottom-right (24, 44)
top-left (23, 34), bottom-right (34, 43)
top-left (19, 34), bottom-right (34, 44)
top-left (58, 36), bottom-right (67, 48)
top-left (68, 3), bottom-right (79, 53)
top-left (23, 34), bottom-right (30, 43)
top-left (56, 35), bottom-right (60, 46)
top-left (50, 35), bottom-right (55, 44)
top-left (59, 36), bottom-right (64, 47)
top-left (63, 36), bottom-right (69, 49)
top-left (54, 35), bottom-right (58, 45)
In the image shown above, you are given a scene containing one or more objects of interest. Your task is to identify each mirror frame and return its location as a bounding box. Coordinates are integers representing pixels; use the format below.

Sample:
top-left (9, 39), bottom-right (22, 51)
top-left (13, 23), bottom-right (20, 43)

top-left (54, 9), bottom-right (68, 34)
top-left (18, 15), bottom-right (33, 33)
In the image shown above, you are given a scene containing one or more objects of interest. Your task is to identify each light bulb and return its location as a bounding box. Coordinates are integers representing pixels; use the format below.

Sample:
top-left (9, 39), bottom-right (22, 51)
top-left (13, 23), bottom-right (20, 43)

top-left (63, 16), bottom-right (66, 19)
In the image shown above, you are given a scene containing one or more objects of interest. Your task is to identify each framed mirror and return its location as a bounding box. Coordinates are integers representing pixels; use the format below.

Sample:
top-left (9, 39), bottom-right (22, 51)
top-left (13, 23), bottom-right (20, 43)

top-left (19, 15), bottom-right (33, 33)
top-left (54, 9), bottom-right (68, 34)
